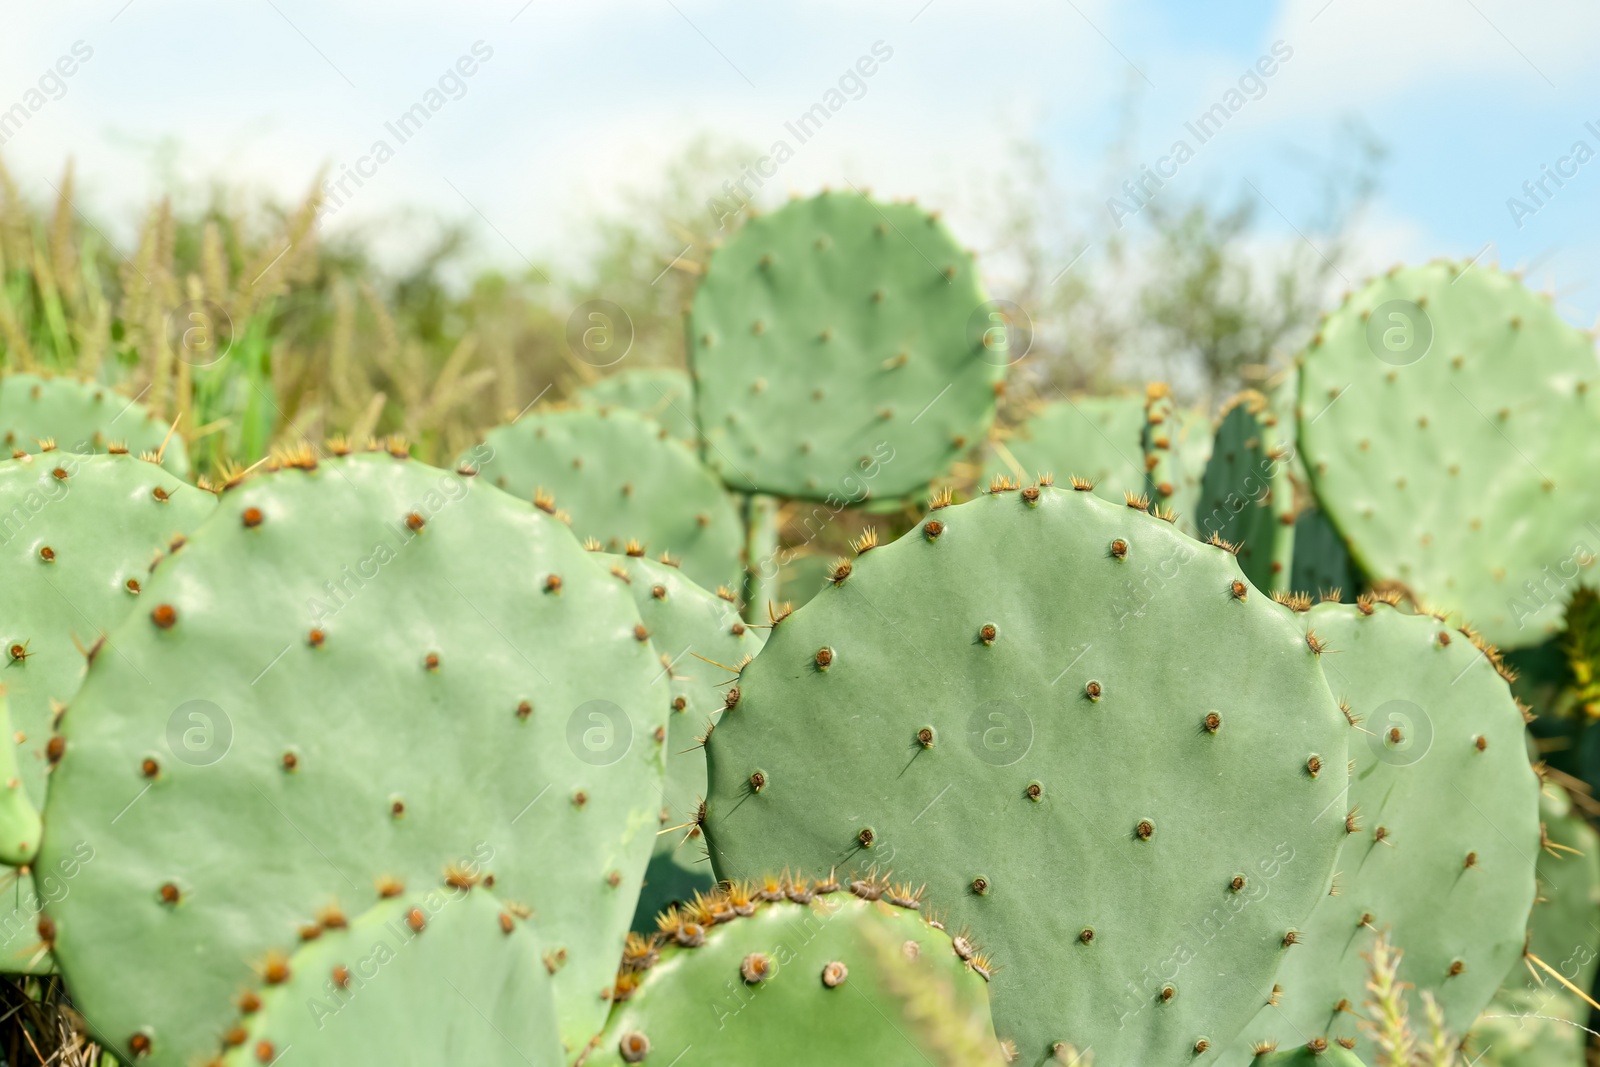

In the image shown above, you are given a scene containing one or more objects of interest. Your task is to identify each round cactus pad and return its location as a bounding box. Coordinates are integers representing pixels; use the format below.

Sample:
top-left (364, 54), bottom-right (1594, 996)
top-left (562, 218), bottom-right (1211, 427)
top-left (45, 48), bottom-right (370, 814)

top-left (1228, 601), bottom-right (1539, 1058)
top-left (579, 367), bottom-right (699, 446)
top-left (468, 407), bottom-right (741, 592)
top-left (599, 553), bottom-right (765, 928)
top-left (0, 372), bottom-right (189, 477)
top-left (38, 449), bottom-right (667, 1065)
top-left (218, 888), bottom-right (563, 1066)
top-left (1297, 263), bottom-right (1600, 648)
top-left (690, 191), bottom-right (1002, 501)
top-left (585, 884), bottom-right (1001, 1066)
top-left (702, 483), bottom-right (1350, 1064)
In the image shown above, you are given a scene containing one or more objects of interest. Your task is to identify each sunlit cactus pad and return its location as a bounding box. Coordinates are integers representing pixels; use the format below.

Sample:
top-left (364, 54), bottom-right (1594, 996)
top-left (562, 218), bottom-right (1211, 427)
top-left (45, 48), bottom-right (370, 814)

top-left (579, 367), bottom-right (699, 446)
top-left (583, 877), bottom-right (1001, 1066)
top-left (467, 406), bottom-right (742, 592)
top-left (601, 552), bottom-right (765, 928)
top-left (38, 448), bottom-right (666, 1065)
top-left (691, 191), bottom-right (1001, 501)
top-left (703, 483), bottom-right (1348, 1065)
top-left (218, 885), bottom-right (563, 1066)
top-left (1297, 263), bottom-right (1600, 647)
top-left (1228, 600), bottom-right (1538, 1058)
top-left (0, 372), bottom-right (188, 477)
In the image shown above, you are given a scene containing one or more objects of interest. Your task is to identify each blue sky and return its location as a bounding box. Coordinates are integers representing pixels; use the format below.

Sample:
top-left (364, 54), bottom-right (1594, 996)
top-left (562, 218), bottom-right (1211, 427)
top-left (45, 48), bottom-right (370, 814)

top-left (2, 0), bottom-right (1597, 320)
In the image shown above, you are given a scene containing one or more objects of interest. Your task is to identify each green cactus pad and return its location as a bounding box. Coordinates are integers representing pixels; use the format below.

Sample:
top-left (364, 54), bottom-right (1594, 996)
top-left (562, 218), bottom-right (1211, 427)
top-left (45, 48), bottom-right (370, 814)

top-left (38, 448), bottom-right (666, 1064)
top-left (1196, 392), bottom-right (1294, 593)
top-left (217, 885), bottom-right (563, 1066)
top-left (690, 191), bottom-right (1001, 501)
top-left (988, 395), bottom-right (1148, 506)
top-left (583, 881), bottom-right (1001, 1066)
top-left (579, 367), bottom-right (699, 446)
top-left (600, 553), bottom-right (765, 928)
top-left (1228, 600), bottom-right (1540, 1058)
top-left (0, 373), bottom-right (189, 477)
top-left (0, 693), bottom-right (39, 868)
top-left (0, 450), bottom-right (215, 971)
top-left (466, 407), bottom-right (741, 592)
top-left (702, 484), bottom-right (1349, 1065)
top-left (1170, 404), bottom-right (1215, 533)
top-left (1290, 508), bottom-right (1363, 603)
top-left (1296, 263), bottom-right (1600, 648)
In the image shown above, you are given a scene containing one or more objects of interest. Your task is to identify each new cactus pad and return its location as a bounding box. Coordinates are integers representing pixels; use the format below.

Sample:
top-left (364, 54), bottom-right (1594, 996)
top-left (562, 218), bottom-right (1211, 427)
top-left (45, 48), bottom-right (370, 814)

top-left (466, 406), bottom-right (742, 591)
top-left (1227, 600), bottom-right (1539, 1060)
top-left (1196, 391), bottom-right (1293, 593)
top-left (37, 447), bottom-right (666, 1065)
top-left (601, 552), bottom-right (765, 928)
top-left (988, 395), bottom-right (1148, 506)
top-left (702, 483), bottom-right (1349, 1065)
top-left (0, 372), bottom-right (189, 477)
top-left (582, 878), bottom-right (1002, 1066)
top-left (1296, 263), bottom-right (1600, 647)
top-left (1253, 1045), bottom-right (1368, 1066)
top-left (690, 191), bottom-right (1002, 501)
top-left (579, 367), bottom-right (699, 446)
top-left (217, 884), bottom-right (564, 1066)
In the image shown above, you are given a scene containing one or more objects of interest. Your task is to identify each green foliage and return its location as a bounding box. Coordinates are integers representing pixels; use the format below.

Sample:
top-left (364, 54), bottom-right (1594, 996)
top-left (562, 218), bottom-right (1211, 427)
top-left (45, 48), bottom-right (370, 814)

top-left (38, 451), bottom-right (666, 1064)
top-left (702, 485), bottom-right (1348, 1065)
top-left (589, 885), bottom-right (1001, 1066)
top-left (690, 191), bottom-right (1001, 501)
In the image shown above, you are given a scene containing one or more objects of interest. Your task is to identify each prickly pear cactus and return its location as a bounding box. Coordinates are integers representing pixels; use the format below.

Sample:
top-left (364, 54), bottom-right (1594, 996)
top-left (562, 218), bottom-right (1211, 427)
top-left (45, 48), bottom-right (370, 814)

top-left (466, 407), bottom-right (742, 591)
top-left (1170, 404), bottom-right (1215, 530)
top-left (690, 190), bottom-right (1002, 501)
top-left (988, 395), bottom-right (1148, 506)
top-left (0, 372), bottom-right (188, 476)
top-left (579, 367), bottom-right (699, 446)
top-left (1227, 600), bottom-right (1539, 1060)
top-left (38, 446), bottom-right (667, 1065)
top-left (1141, 383), bottom-right (1184, 513)
top-left (702, 483), bottom-right (1350, 1065)
top-left (600, 553), bottom-right (765, 928)
top-left (583, 878), bottom-right (1002, 1066)
top-left (0, 692), bottom-right (39, 868)
top-left (0, 450), bottom-right (215, 971)
top-left (1196, 391), bottom-right (1293, 593)
top-left (1290, 508), bottom-right (1362, 603)
top-left (217, 883), bottom-right (563, 1066)
top-left (1297, 263), bottom-right (1600, 648)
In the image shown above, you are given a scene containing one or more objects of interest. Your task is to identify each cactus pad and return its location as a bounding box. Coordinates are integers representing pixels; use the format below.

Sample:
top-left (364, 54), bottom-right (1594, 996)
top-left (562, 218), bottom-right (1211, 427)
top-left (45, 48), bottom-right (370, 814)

top-left (38, 448), bottom-right (666, 1064)
top-left (579, 367), bottom-right (699, 446)
top-left (989, 395), bottom-right (1147, 506)
top-left (702, 484), bottom-right (1349, 1064)
top-left (0, 373), bottom-right (188, 476)
top-left (1229, 600), bottom-right (1539, 1057)
top-left (1289, 508), bottom-right (1362, 602)
top-left (690, 191), bottom-right (1001, 501)
top-left (217, 885), bottom-right (563, 1066)
top-left (601, 553), bottom-right (765, 928)
top-left (1253, 1044), bottom-right (1368, 1066)
top-left (1196, 391), bottom-right (1293, 593)
top-left (468, 407), bottom-right (742, 591)
top-left (583, 880), bottom-right (1001, 1066)
top-left (1296, 263), bottom-right (1600, 648)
